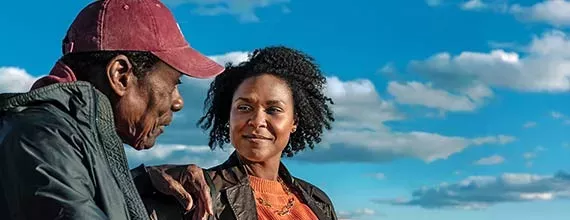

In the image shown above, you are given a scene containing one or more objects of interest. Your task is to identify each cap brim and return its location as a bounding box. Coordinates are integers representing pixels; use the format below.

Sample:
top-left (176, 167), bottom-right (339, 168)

top-left (153, 46), bottom-right (224, 78)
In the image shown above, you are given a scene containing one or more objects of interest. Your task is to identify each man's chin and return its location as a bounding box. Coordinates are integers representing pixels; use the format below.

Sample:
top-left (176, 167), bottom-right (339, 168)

top-left (128, 138), bottom-right (157, 151)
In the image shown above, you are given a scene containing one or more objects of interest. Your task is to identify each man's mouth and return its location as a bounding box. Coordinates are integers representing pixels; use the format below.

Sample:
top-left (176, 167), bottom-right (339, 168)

top-left (154, 124), bottom-right (169, 135)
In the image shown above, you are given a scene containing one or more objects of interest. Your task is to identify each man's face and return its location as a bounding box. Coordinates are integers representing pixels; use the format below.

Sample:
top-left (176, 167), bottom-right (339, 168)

top-left (114, 61), bottom-right (184, 150)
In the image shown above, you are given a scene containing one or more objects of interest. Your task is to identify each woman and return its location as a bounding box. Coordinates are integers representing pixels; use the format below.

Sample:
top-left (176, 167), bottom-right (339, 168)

top-left (142, 46), bottom-right (337, 220)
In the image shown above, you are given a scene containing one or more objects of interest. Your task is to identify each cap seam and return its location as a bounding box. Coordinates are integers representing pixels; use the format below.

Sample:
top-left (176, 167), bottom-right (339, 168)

top-left (141, 0), bottom-right (161, 50)
top-left (99, 0), bottom-right (109, 50)
top-left (149, 45), bottom-right (191, 52)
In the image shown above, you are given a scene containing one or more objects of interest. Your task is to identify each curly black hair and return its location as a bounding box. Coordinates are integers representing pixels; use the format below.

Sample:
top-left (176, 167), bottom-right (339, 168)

top-left (197, 46), bottom-right (335, 157)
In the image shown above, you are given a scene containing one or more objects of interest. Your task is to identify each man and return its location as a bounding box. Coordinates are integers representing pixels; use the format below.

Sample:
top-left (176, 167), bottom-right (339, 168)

top-left (0, 0), bottom-right (218, 219)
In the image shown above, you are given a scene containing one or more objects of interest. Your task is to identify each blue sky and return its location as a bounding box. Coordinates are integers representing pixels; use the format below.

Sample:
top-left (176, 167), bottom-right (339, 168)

top-left (1, 0), bottom-right (570, 219)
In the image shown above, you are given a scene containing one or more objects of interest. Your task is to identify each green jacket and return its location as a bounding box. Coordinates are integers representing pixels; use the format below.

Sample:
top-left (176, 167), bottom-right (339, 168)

top-left (0, 82), bottom-right (149, 220)
top-left (138, 152), bottom-right (338, 220)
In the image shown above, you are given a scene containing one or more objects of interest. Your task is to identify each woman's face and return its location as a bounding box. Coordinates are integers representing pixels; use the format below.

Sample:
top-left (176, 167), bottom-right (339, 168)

top-left (229, 74), bottom-right (297, 163)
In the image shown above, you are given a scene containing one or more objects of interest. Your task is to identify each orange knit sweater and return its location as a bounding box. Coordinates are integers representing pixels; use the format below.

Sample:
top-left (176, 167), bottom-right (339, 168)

top-left (249, 175), bottom-right (318, 220)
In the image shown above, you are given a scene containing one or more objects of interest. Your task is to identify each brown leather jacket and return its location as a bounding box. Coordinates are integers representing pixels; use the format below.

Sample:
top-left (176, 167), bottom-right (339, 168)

top-left (139, 152), bottom-right (338, 220)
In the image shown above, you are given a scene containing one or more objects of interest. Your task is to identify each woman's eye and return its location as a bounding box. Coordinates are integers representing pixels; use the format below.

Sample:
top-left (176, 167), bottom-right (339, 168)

top-left (237, 105), bottom-right (251, 111)
top-left (266, 107), bottom-right (282, 114)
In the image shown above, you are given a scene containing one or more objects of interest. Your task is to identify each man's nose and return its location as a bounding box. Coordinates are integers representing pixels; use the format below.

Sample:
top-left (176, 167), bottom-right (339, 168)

top-left (171, 87), bottom-right (184, 112)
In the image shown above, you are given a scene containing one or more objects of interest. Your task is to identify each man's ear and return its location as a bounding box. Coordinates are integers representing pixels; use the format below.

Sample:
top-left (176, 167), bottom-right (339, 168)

top-left (106, 54), bottom-right (135, 97)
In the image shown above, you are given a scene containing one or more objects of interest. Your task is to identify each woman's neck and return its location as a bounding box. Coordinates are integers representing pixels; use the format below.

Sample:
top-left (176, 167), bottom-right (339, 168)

top-left (240, 155), bottom-right (281, 180)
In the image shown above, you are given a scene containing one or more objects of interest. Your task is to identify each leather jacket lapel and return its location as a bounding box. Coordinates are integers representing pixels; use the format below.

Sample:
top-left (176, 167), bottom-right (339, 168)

top-left (224, 184), bottom-right (258, 220)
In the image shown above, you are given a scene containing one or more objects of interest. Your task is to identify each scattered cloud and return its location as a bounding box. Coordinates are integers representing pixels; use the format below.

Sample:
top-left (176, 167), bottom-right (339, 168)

top-left (523, 121), bottom-right (537, 128)
top-left (337, 208), bottom-right (378, 220)
top-left (409, 30), bottom-right (570, 93)
top-left (126, 144), bottom-right (233, 168)
top-left (510, 0), bottom-right (570, 27)
top-left (450, 0), bottom-right (570, 27)
top-left (535, 146), bottom-right (547, 152)
top-left (0, 67), bottom-right (37, 93)
top-left (523, 146), bottom-right (547, 167)
top-left (377, 171), bottom-right (570, 209)
top-left (471, 135), bottom-right (516, 145)
top-left (294, 77), bottom-right (515, 164)
top-left (369, 173), bottom-right (386, 180)
top-left (454, 170), bottom-right (463, 175)
top-left (426, 0), bottom-right (443, 7)
top-left (523, 152), bottom-right (537, 160)
top-left (550, 111), bottom-right (570, 125)
top-left (487, 41), bottom-right (526, 51)
top-left (387, 81), bottom-right (493, 112)
top-left (163, 0), bottom-right (290, 23)
top-left (551, 111), bottom-right (565, 119)
top-left (461, 0), bottom-right (487, 11)
top-left (208, 51), bottom-right (250, 66)
top-left (378, 62), bottom-right (398, 75)
top-left (474, 155), bottom-right (505, 165)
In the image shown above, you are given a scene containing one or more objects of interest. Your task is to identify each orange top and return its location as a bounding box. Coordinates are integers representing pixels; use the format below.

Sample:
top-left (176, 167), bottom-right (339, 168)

top-left (249, 175), bottom-right (319, 220)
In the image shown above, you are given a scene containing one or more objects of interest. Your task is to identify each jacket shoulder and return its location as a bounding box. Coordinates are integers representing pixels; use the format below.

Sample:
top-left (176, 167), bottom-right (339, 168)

top-left (294, 177), bottom-right (333, 205)
top-left (3, 103), bottom-right (80, 138)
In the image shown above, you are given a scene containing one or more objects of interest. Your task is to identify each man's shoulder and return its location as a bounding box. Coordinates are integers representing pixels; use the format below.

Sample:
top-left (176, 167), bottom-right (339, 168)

top-left (4, 103), bottom-right (79, 135)
top-left (0, 100), bottom-right (91, 160)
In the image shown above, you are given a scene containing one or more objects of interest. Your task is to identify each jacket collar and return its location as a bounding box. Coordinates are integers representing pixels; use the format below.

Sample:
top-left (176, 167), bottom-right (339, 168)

top-left (30, 60), bottom-right (78, 90)
top-left (218, 151), bottom-right (329, 220)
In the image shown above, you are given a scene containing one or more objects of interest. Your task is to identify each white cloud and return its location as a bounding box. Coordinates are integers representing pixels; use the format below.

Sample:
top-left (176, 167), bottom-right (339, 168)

top-left (387, 81), bottom-right (493, 112)
top-left (426, 0), bottom-right (443, 7)
top-left (0, 67), bottom-right (37, 93)
top-left (208, 51), bottom-right (250, 66)
top-left (337, 208), bottom-right (377, 220)
top-left (523, 121), bottom-right (537, 128)
top-left (523, 152), bottom-right (537, 159)
top-left (370, 173), bottom-right (386, 180)
top-left (552, 111), bottom-right (566, 119)
top-left (164, 0), bottom-right (290, 23)
top-left (461, 0), bottom-right (486, 11)
top-left (535, 145), bottom-right (547, 152)
top-left (474, 155), bottom-right (505, 165)
top-left (378, 171), bottom-right (570, 209)
top-left (409, 30), bottom-right (570, 93)
top-left (523, 146), bottom-right (547, 168)
top-left (378, 62), bottom-right (397, 75)
top-left (295, 77), bottom-right (515, 163)
top-left (126, 144), bottom-right (233, 168)
top-left (510, 0), bottom-right (570, 27)
top-left (471, 135), bottom-right (516, 145)
top-left (550, 111), bottom-right (570, 125)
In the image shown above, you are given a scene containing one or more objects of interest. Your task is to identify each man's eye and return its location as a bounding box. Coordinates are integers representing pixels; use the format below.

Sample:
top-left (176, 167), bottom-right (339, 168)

top-left (176, 79), bottom-right (182, 85)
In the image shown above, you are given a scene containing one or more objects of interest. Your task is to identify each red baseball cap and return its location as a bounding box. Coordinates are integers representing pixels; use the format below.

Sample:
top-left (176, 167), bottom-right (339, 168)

top-left (62, 0), bottom-right (224, 78)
